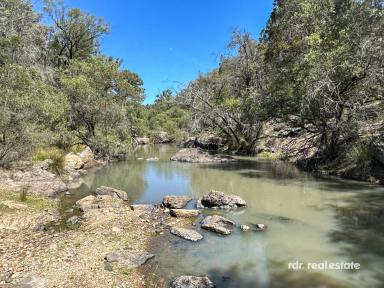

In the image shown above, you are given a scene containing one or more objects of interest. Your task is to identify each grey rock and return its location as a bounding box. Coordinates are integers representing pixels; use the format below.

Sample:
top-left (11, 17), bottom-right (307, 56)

top-left (170, 275), bottom-right (214, 288)
top-left (135, 137), bottom-right (150, 145)
top-left (130, 204), bottom-right (156, 211)
top-left (183, 134), bottom-right (222, 150)
top-left (240, 224), bottom-right (250, 231)
top-left (75, 195), bottom-right (98, 211)
top-left (170, 148), bottom-right (234, 163)
top-left (95, 186), bottom-right (128, 201)
top-left (162, 195), bottom-right (192, 209)
top-left (253, 223), bottom-right (267, 231)
top-left (170, 209), bottom-right (200, 218)
top-left (66, 215), bottom-right (81, 225)
top-left (170, 227), bottom-right (203, 242)
top-left (201, 215), bottom-right (235, 235)
top-left (154, 131), bottom-right (171, 143)
top-left (104, 250), bottom-right (154, 268)
top-left (200, 191), bottom-right (246, 209)
top-left (15, 275), bottom-right (48, 288)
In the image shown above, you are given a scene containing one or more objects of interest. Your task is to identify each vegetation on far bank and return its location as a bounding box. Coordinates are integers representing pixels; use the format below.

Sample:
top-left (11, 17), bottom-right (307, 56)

top-left (0, 0), bottom-right (383, 182)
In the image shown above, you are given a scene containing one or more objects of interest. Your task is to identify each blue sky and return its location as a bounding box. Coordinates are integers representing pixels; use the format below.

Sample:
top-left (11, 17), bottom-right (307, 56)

top-left (33, 0), bottom-right (274, 103)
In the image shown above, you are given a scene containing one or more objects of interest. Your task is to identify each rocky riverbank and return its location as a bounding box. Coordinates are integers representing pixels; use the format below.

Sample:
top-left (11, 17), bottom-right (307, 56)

top-left (0, 189), bottom-right (195, 287)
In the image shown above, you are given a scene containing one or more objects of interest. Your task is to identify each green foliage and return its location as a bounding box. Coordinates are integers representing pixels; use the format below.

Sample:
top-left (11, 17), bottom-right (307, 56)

top-left (32, 146), bottom-right (65, 171)
top-left (59, 56), bottom-right (144, 156)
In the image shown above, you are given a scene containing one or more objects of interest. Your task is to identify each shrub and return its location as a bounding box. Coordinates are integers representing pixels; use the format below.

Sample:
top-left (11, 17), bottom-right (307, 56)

top-left (32, 146), bottom-right (65, 172)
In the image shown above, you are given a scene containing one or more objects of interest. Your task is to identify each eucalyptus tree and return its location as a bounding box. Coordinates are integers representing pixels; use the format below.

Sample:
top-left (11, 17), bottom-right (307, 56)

top-left (60, 56), bottom-right (144, 156)
top-left (44, 0), bottom-right (109, 68)
top-left (263, 0), bottom-right (384, 157)
top-left (179, 32), bottom-right (268, 153)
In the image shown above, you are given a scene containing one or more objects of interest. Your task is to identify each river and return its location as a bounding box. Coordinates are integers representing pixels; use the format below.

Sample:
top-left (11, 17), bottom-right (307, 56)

top-left (64, 144), bottom-right (384, 288)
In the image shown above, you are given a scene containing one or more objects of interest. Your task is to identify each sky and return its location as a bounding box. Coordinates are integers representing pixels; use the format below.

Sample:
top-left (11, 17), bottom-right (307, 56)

top-left (33, 0), bottom-right (274, 104)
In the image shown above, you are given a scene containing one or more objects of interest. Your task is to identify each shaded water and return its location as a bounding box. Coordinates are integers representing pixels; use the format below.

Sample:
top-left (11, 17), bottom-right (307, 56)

top-left (68, 145), bottom-right (384, 287)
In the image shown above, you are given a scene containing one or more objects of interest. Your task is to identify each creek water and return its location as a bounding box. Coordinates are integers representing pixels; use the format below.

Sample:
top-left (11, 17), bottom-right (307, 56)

top-left (65, 144), bottom-right (384, 288)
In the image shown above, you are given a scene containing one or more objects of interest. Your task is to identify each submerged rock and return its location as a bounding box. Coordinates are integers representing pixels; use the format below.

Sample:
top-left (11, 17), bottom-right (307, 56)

top-left (200, 191), bottom-right (246, 209)
top-left (170, 227), bottom-right (203, 242)
top-left (170, 148), bottom-right (234, 163)
top-left (201, 215), bottom-right (235, 235)
top-left (95, 186), bottom-right (128, 201)
top-left (162, 195), bottom-right (192, 209)
top-left (170, 275), bottom-right (214, 288)
top-left (104, 250), bottom-right (154, 268)
top-left (170, 209), bottom-right (200, 218)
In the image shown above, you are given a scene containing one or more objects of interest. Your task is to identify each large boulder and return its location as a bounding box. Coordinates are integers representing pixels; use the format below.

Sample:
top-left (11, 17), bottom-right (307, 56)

top-left (0, 167), bottom-right (68, 197)
top-left (183, 134), bottom-right (222, 150)
top-left (162, 195), bottom-right (192, 209)
top-left (135, 137), bottom-right (150, 145)
top-left (154, 131), bottom-right (171, 144)
top-left (104, 250), bottom-right (154, 268)
top-left (171, 148), bottom-right (234, 163)
top-left (79, 147), bottom-right (100, 169)
top-left (75, 195), bottom-right (98, 212)
top-left (170, 227), bottom-right (203, 242)
top-left (200, 190), bottom-right (246, 209)
top-left (170, 276), bottom-right (214, 288)
top-left (201, 215), bottom-right (235, 235)
top-left (64, 153), bottom-right (84, 170)
top-left (95, 186), bottom-right (128, 201)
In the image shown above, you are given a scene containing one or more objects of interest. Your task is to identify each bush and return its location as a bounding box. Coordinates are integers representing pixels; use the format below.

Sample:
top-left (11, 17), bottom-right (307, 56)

top-left (32, 146), bottom-right (65, 172)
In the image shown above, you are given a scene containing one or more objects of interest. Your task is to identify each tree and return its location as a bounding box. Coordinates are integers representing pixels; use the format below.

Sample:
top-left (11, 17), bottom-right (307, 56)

top-left (44, 0), bottom-right (109, 68)
top-left (0, 0), bottom-right (47, 65)
top-left (263, 0), bottom-right (384, 158)
top-left (60, 56), bottom-right (144, 156)
top-left (179, 32), bottom-right (268, 153)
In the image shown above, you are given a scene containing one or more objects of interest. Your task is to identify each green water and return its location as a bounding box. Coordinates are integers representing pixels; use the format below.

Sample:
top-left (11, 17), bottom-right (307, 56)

top-left (67, 145), bottom-right (384, 288)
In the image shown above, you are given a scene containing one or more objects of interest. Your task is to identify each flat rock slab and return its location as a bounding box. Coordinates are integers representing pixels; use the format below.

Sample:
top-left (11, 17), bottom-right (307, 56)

top-left (130, 204), bottom-right (157, 211)
top-left (201, 215), bottom-right (235, 235)
top-left (104, 250), bottom-right (154, 268)
top-left (15, 275), bottom-right (48, 288)
top-left (170, 275), bottom-right (214, 288)
top-left (170, 227), bottom-right (203, 242)
top-left (96, 186), bottom-right (128, 201)
top-left (200, 190), bottom-right (246, 209)
top-left (170, 209), bottom-right (200, 218)
top-left (170, 148), bottom-right (234, 163)
top-left (163, 195), bottom-right (192, 209)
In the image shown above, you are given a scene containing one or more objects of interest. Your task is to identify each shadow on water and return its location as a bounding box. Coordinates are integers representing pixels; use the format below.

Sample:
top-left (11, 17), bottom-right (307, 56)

top-left (200, 158), bottom-right (307, 182)
top-left (330, 191), bottom-right (384, 257)
top-left (328, 189), bottom-right (384, 285)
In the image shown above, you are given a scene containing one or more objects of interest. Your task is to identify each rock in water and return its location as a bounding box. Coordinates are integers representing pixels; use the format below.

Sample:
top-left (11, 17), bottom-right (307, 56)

top-left (240, 224), bottom-right (250, 231)
top-left (170, 148), bottom-right (234, 163)
top-left (170, 275), bottom-right (214, 288)
top-left (170, 227), bottom-right (203, 242)
top-left (135, 137), bottom-right (150, 145)
top-left (200, 190), bottom-right (246, 209)
top-left (170, 209), bottom-right (200, 218)
top-left (95, 186), bottom-right (128, 201)
top-left (162, 195), bottom-right (192, 209)
top-left (201, 215), bottom-right (235, 235)
top-left (104, 250), bottom-right (154, 268)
